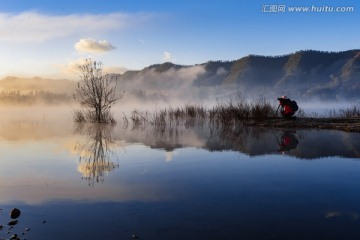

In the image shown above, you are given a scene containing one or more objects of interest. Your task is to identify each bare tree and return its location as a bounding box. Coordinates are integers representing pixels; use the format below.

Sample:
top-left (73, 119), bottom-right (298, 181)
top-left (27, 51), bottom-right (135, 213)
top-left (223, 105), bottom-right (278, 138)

top-left (73, 59), bottom-right (124, 123)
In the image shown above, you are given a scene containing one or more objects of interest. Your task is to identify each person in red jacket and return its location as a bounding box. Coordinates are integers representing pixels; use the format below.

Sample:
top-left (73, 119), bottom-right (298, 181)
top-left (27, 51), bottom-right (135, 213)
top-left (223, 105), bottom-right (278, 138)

top-left (277, 96), bottom-right (295, 117)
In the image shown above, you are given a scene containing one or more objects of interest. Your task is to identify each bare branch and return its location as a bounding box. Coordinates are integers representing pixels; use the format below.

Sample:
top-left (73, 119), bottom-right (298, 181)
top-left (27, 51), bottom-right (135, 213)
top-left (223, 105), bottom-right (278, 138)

top-left (73, 59), bottom-right (123, 123)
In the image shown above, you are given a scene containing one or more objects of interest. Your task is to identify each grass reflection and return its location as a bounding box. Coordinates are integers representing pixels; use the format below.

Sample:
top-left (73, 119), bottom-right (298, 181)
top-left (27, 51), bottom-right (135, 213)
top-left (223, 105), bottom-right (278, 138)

top-left (122, 120), bottom-right (360, 159)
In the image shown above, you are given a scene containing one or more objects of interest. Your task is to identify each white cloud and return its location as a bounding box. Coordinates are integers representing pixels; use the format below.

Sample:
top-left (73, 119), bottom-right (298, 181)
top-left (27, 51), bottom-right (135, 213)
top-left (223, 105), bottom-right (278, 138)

top-left (163, 51), bottom-right (172, 62)
top-left (0, 11), bottom-right (152, 42)
top-left (60, 58), bottom-right (88, 77)
top-left (75, 38), bottom-right (116, 53)
top-left (165, 151), bottom-right (174, 162)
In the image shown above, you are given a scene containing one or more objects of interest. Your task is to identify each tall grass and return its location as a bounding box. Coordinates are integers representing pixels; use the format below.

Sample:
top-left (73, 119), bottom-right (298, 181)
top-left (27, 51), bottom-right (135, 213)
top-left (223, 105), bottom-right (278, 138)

top-left (318, 104), bottom-right (360, 118)
top-left (73, 109), bottom-right (116, 124)
top-left (338, 105), bottom-right (360, 118)
top-left (208, 98), bottom-right (275, 124)
top-left (73, 109), bottom-right (86, 123)
top-left (122, 100), bottom-right (360, 134)
top-left (128, 98), bottom-right (277, 127)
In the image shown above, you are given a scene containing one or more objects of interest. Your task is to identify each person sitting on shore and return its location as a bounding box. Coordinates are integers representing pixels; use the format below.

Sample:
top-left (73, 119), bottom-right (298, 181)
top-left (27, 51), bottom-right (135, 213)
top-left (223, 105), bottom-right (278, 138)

top-left (277, 96), bottom-right (298, 118)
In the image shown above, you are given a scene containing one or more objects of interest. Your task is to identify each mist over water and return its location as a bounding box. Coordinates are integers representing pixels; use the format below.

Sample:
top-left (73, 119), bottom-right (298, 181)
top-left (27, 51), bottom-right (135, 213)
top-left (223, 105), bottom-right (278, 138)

top-left (1, 67), bottom-right (359, 119)
top-left (0, 94), bottom-right (358, 136)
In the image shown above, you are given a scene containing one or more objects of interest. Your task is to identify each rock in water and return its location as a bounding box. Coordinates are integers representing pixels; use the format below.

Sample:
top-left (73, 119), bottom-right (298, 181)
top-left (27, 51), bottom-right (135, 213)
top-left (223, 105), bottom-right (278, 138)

top-left (10, 208), bottom-right (21, 219)
top-left (8, 220), bottom-right (18, 226)
top-left (10, 234), bottom-right (20, 240)
top-left (132, 234), bottom-right (138, 239)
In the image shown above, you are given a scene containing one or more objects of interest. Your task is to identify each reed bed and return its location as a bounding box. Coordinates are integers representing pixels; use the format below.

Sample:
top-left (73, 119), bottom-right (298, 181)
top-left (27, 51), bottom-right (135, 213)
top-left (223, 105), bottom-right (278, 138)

top-left (316, 104), bottom-right (360, 118)
top-left (119, 100), bottom-right (360, 134)
top-left (338, 105), bottom-right (360, 118)
top-left (127, 99), bottom-right (277, 127)
top-left (125, 98), bottom-right (360, 131)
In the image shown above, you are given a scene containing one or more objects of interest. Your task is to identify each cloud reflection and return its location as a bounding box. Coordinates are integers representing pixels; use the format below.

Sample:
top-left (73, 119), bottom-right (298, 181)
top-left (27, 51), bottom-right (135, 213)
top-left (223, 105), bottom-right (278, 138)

top-left (325, 211), bottom-right (360, 220)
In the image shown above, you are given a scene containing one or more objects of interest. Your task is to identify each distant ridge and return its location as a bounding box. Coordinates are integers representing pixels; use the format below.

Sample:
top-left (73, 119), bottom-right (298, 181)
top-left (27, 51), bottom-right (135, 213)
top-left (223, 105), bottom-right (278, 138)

top-left (113, 49), bottom-right (360, 100)
top-left (0, 76), bottom-right (76, 93)
top-left (1, 49), bottom-right (359, 102)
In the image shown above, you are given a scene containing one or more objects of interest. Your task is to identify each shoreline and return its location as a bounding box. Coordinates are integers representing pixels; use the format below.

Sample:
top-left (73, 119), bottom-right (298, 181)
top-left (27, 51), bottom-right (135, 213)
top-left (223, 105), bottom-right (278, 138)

top-left (245, 117), bottom-right (360, 133)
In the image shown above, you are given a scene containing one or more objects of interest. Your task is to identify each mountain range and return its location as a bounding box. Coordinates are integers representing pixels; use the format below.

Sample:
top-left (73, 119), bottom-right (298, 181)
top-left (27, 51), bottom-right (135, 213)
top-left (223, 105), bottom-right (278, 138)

top-left (1, 49), bottom-right (359, 104)
top-left (114, 49), bottom-right (360, 101)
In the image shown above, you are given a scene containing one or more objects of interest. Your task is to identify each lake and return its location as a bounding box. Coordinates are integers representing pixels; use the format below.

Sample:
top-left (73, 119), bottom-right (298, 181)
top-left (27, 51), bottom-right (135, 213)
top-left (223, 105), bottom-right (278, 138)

top-left (1, 108), bottom-right (360, 240)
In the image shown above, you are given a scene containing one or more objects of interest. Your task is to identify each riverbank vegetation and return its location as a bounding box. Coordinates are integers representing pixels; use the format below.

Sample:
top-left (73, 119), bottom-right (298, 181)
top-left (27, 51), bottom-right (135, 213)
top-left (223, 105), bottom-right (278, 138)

top-left (123, 99), bottom-right (360, 132)
top-left (126, 98), bottom-right (276, 127)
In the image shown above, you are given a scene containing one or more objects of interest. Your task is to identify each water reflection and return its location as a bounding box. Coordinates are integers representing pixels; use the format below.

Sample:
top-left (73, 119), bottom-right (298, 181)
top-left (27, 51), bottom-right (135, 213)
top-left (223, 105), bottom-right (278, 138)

top-left (120, 123), bottom-right (360, 159)
top-left (276, 130), bottom-right (299, 152)
top-left (71, 121), bottom-right (360, 166)
top-left (74, 123), bottom-right (119, 186)
top-left (1, 116), bottom-right (360, 239)
top-left (325, 211), bottom-right (360, 220)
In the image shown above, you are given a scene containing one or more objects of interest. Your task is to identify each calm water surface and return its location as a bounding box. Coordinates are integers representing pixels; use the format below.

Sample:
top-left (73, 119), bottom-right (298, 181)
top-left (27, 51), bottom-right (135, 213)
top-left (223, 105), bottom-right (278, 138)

top-left (1, 111), bottom-right (360, 240)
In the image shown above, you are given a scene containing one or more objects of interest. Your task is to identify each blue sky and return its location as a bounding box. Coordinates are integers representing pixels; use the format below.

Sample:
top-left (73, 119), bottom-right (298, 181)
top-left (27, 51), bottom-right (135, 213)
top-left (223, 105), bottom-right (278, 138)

top-left (0, 0), bottom-right (359, 79)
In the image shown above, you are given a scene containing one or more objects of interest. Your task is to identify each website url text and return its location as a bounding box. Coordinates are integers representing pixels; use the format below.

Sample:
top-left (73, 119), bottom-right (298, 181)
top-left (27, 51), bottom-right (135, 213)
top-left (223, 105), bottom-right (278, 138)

top-left (261, 5), bottom-right (355, 13)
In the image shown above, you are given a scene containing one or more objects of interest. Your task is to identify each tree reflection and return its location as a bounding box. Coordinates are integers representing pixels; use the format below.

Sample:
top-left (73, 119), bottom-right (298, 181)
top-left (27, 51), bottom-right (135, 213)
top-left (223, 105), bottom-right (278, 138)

top-left (74, 123), bottom-right (119, 186)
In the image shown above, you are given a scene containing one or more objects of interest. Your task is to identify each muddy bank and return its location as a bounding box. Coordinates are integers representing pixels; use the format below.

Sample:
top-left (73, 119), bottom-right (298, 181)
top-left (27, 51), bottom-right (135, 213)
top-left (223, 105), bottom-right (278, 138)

top-left (245, 117), bottom-right (360, 132)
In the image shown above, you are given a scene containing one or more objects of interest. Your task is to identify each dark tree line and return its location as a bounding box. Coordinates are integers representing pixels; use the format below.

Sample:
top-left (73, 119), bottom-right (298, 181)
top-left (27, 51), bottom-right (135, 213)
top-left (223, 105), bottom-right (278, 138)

top-left (0, 90), bottom-right (71, 105)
